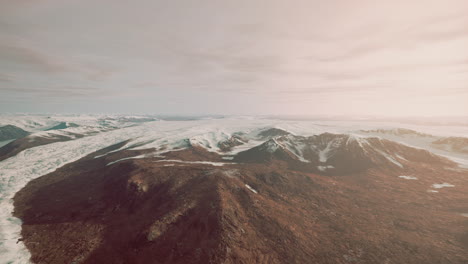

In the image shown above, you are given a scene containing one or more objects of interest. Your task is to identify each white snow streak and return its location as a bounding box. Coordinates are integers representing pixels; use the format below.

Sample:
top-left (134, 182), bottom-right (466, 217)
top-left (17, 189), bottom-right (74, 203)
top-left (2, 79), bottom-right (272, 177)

top-left (154, 160), bottom-right (232, 167)
top-left (318, 165), bottom-right (335, 171)
top-left (106, 155), bottom-right (148, 166)
top-left (431, 183), bottom-right (455, 189)
top-left (398, 176), bottom-right (418, 180)
top-left (245, 184), bottom-right (258, 194)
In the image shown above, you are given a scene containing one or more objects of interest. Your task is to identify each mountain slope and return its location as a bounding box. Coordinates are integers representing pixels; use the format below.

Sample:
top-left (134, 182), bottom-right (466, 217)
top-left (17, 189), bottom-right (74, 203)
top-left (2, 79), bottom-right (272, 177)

top-left (0, 125), bottom-right (30, 141)
top-left (360, 128), bottom-right (468, 165)
top-left (12, 139), bottom-right (468, 264)
top-left (433, 137), bottom-right (468, 154)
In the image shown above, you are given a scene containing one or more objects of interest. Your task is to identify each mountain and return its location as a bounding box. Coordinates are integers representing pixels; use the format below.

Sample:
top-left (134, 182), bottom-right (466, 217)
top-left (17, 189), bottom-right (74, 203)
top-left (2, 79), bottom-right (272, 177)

top-left (0, 116), bottom-right (148, 162)
top-left (361, 128), bottom-right (433, 138)
top-left (235, 133), bottom-right (454, 174)
top-left (0, 125), bottom-right (30, 141)
top-left (432, 137), bottom-right (468, 154)
top-left (11, 128), bottom-right (468, 264)
top-left (217, 133), bottom-right (247, 152)
top-left (257, 128), bottom-right (291, 139)
top-left (360, 128), bottom-right (468, 164)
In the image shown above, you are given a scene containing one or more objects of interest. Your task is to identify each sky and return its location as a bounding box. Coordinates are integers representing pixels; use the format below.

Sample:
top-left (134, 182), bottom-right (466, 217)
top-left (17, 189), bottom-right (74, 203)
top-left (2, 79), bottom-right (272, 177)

top-left (0, 0), bottom-right (467, 116)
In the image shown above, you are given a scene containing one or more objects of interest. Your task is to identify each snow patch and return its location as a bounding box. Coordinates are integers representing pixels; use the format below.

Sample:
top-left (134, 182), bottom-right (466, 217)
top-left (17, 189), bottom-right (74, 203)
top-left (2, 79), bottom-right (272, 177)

top-left (222, 170), bottom-right (238, 178)
top-left (346, 134), bottom-right (368, 148)
top-left (318, 165), bottom-right (335, 171)
top-left (395, 154), bottom-right (408, 161)
top-left (106, 155), bottom-right (147, 166)
top-left (276, 135), bottom-right (310, 163)
top-left (154, 159), bottom-right (232, 167)
top-left (431, 183), bottom-right (455, 189)
top-left (245, 184), bottom-right (258, 194)
top-left (318, 141), bottom-right (334, 162)
top-left (398, 175), bottom-right (418, 180)
top-left (265, 138), bottom-right (280, 153)
top-left (375, 149), bottom-right (403, 168)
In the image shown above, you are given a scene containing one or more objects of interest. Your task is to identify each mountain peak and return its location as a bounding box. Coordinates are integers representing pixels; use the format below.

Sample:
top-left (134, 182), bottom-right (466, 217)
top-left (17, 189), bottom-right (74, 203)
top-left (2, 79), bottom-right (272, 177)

top-left (235, 132), bottom-right (454, 174)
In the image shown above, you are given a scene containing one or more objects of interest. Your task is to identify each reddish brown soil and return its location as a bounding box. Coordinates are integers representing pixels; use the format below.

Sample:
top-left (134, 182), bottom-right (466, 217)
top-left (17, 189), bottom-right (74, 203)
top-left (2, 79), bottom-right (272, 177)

top-left (13, 147), bottom-right (468, 264)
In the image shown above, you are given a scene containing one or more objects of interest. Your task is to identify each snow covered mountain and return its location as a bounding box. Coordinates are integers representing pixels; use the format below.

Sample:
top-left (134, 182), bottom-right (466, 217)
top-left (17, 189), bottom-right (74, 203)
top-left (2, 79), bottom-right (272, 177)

top-left (359, 128), bottom-right (468, 168)
top-left (235, 132), bottom-right (454, 174)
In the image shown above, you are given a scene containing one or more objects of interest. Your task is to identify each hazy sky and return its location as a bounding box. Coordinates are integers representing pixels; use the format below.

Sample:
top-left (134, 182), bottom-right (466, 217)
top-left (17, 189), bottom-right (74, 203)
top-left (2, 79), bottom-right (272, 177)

top-left (1, 0), bottom-right (467, 116)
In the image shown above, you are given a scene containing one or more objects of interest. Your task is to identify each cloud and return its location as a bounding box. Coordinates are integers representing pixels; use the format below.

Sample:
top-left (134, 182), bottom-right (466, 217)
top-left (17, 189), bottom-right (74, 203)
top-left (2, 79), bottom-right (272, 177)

top-left (0, 42), bottom-right (72, 73)
top-left (0, 36), bottom-right (118, 81)
top-left (276, 83), bottom-right (393, 95)
top-left (0, 73), bottom-right (13, 82)
top-left (0, 0), bottom-right (467, 115)
top-left (86, 68), bottom-right (117, 82)
top-left (312, 41), bottom-right (387, 63)
top-left (415, 27), bottom-right (468, 43)
top-left (0, 86), bottom-right (102, 97)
